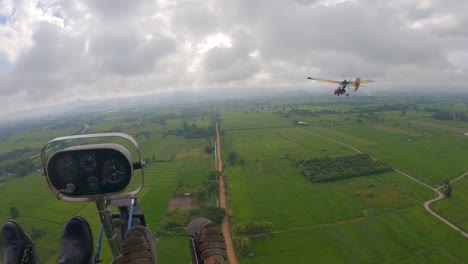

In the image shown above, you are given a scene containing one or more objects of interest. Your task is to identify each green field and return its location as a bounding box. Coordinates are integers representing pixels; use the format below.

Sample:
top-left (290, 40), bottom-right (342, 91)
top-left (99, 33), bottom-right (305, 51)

top-left (0, 95), bottom-right (467, 263)
top-left (220, 98), bottom-right (468, 263)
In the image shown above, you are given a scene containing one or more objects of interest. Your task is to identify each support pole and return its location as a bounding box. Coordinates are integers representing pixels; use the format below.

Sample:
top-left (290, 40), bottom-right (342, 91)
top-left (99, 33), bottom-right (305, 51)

top-left (95, 199), bottom-right (122, 263)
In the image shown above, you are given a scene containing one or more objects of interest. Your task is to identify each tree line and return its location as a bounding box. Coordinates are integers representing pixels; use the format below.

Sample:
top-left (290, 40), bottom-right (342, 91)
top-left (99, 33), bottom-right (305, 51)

top-left (164, 121), bottom-right (216, 139)
top-left (427, 109), bottom-right (468, 122)
top-left (293, 153), bottom-right (393, 183)
top-left (0, 159), bottom-right (37, 177)
top-left (0, 147), bottom-right (40, 162)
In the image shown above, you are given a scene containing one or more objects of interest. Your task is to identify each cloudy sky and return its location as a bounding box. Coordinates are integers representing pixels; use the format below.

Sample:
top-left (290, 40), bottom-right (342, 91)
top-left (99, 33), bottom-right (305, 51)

top-left (0, 0), bottom-right (467, 115)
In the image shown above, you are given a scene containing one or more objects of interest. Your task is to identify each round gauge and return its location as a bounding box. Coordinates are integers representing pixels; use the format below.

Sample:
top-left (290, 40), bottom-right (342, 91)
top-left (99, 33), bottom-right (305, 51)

top-left (102, 159), bottom-right (127, 184)
top-left (80, 154), bottom-right (96, 171)
top-left (56, 155), bottom-right (79, 181)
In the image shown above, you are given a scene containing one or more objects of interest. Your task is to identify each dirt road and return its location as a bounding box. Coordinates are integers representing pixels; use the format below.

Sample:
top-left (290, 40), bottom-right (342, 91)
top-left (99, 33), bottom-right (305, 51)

top-left (296, 127), bottom-right (468, 238)
top-left (216, 121), bottom-right (238, 264)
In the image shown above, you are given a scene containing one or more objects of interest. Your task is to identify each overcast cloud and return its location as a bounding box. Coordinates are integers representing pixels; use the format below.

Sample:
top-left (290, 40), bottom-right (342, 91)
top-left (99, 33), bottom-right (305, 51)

top-left (0, 0), bottom-right (467, 115)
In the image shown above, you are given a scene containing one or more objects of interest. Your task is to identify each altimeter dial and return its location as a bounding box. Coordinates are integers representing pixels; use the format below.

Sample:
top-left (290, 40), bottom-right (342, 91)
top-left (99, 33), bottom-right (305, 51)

top-left (102, 159), bottom-right (127, 184)
top-left (56, 156), bottom-right (79, 181)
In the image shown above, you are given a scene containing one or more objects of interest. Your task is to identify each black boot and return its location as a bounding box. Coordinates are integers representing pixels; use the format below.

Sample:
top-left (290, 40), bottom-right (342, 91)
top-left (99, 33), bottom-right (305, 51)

top-left (0, 221), bottom-right (40, 264)
top-left (56, 216), bottom-right (95, 264)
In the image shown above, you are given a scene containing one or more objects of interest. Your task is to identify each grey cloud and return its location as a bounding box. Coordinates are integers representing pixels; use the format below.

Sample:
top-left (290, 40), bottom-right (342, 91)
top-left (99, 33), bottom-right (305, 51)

top-left (89, 29), bottom-right (176, 75)
top-left (2, 22), bottom-right (91, 100)
top-left (83, 0), bottom-right (157, 21)
top-left (262, 3), bottom-right (445, 65)
top-left (201, 46), bottom-right (260, 83)
top-left (200, 40), bottom-right (260, 83)
top-left (170, 0), bottom-right (221, 37)
top-left (199, 28), bottom-right (260, 83)
top-left (14, 22), bottom-right (86, 74)
top-left (293, 0), bottom-right (319, 6)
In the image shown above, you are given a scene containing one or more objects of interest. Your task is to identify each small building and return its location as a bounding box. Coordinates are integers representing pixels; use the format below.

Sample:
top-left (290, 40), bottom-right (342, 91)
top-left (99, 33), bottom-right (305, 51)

top-left (296, 121), bottom-right (308, 126)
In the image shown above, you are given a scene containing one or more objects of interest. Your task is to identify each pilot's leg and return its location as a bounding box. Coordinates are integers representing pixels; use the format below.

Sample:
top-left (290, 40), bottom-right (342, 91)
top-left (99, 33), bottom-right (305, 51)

top-left (0, 220), bottom-right (41, 264)
top-left (121, 225), bottom-right (157, 264)
top-left (187, 218), bottom-right (227, 264)
top-left (56, 216), bottom-right (95, 264)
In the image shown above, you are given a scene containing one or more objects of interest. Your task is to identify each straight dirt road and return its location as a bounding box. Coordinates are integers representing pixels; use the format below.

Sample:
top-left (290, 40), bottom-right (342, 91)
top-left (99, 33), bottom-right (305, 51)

top-left (216, 121), bottom-right (238, 264)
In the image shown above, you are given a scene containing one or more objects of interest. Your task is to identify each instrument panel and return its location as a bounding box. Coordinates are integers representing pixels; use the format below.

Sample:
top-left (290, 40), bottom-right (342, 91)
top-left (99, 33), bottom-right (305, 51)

top-left (46, 144), bottom-right (133, 196)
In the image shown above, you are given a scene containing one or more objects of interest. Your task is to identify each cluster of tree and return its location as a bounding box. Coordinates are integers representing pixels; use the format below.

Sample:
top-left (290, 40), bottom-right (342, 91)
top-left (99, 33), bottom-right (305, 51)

top-left (147, 115), bottom-right (170, 125)
top-left (200, 207), bottom-right (226, 225)
top-left (233, 220), bottom-right (273, 236)
top-left (180, 109), bottom-right (214, 120)
top-left (275, 108), bottom-right (343, 119)
top-left (0, 148), bottom-right (39, 162)
top-left (293, 154), bottom-right (393, 183)
top-left (193, 171), bottom-right (222, 203)
top-left (440, 179), bottom-right (453, 197)
top-left (275, 110), bottom-right (292, 118)
top-left (165, 122), bottom-right (216, 139)
top-left (232, 220), bottom-right (273, 255)
top-left (1, 159), bottom-right (36, 177)
top-left (144, 155), bottom-right (171, 164)
top-left (287, 109), bottom-right (319, 117)
top-left (157, 206), bottom-right (226, 236)
top-left (432, 110), bottom-right (453, 120)
top-left (205, 145), bottom-right (215, 154)
top-left (10, 207), bottom-right (18, 218)
top-left (232, 236), bottom-right (251, 255)
top-left (157, 221), bottom-right (183, 235)
top-left (454, 111), bottom-right (465, 121)
top-left (145, 110), bottom-right (215, 126)
top-left (228, 151), bottom-right (244, 165)
top-left (358, 112), bottom-right (384, 123)
top-left (207, 170), bottom-right (222, 181)
top-left (30, 226), bottom-right (46, 240)
top-left (134, 131), bottom-right (151, 139)
top-left (429, 109), bottom-right (468, 122)
top-left (228, 152), bottom-right (237, 165)
top-left (356, 103), bottom-right (413, 113)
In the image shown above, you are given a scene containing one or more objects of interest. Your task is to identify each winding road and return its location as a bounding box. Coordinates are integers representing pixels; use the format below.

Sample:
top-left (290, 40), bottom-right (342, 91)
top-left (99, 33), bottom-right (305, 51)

top-left (296, 127), bottom-right (468, 238)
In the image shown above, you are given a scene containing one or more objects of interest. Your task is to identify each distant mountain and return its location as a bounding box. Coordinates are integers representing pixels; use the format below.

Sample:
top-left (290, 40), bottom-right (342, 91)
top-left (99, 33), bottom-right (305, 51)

top-left (0, 87), bottom-right (315, 123)
top-left (1, 86), bottom-right (465, 124)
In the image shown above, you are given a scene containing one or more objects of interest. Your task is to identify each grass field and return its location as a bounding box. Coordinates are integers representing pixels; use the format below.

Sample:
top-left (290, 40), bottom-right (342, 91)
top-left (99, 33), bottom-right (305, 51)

top-left (220, 105), bottom-right (468, 263)
top-left (0, 96), bottom-right (467, 263)
top-left (298, 124), bottom-right (468, 185)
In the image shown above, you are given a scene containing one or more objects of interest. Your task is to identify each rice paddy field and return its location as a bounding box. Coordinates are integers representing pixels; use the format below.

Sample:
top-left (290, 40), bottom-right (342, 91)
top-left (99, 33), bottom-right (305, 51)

top-left (220, 96), bottom-right (468, 263)
top-left (0, 95), bottom-right (467, 263)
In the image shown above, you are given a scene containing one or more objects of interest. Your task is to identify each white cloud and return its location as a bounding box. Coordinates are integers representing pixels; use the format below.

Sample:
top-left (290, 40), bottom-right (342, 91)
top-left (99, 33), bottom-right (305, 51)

top-left (0, 0), bottom-right (467, 116)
